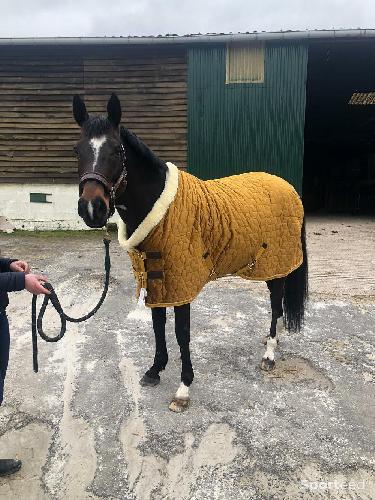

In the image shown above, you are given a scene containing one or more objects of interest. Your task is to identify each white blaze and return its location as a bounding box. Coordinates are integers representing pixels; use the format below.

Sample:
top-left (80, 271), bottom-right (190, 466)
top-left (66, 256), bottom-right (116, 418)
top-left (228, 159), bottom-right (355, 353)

top-left (87, 201), bottom-right (94, 220)
top-left (89, 136), bottom-right (107, 171)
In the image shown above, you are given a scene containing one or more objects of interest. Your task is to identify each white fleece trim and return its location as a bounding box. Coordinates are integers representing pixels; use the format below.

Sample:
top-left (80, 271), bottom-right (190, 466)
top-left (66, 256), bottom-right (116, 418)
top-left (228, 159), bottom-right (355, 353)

top-left (118, 162), bottom-right (179, 251)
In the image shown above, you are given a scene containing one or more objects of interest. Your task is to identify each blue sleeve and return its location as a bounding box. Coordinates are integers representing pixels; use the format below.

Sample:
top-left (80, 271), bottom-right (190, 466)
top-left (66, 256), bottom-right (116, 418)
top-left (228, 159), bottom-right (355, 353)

top-left (0, 259), bottom-right (17, 272)
top-left (0, 272), bottom-right (25, 292)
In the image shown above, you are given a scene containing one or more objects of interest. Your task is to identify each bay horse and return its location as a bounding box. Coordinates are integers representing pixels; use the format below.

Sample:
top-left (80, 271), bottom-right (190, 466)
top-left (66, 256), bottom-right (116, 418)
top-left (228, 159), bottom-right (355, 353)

top-left (73, 93), bottom-right (308, 412)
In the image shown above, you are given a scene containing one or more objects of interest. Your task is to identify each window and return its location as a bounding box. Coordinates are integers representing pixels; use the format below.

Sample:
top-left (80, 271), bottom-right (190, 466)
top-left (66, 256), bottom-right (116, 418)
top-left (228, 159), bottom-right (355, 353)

top-left (226, 43), bottom-right (265, 84)
top-left (30, 193), bottom-right (52, 204)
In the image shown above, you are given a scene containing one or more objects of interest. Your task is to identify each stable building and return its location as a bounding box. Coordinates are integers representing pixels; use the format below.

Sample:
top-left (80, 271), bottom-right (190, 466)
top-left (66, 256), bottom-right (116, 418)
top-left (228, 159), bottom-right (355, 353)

top-left (0, 29), bottom-right (374, 229)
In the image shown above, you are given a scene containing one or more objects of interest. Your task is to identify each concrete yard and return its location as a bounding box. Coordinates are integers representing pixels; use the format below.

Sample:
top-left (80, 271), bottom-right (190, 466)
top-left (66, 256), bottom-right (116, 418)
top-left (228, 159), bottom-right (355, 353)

top-left (0, 216), bottom-right (374, 499)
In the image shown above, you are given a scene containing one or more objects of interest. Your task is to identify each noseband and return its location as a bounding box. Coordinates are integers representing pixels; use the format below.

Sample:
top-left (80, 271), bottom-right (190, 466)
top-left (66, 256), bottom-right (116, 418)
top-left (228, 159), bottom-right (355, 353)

top-left (79, 143), bottom-right (127, 218)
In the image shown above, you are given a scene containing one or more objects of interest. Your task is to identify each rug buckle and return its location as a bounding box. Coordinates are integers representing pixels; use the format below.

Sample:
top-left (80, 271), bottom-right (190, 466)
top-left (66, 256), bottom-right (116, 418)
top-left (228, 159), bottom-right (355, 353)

top-left (247, 260), bottom-right (256, 271)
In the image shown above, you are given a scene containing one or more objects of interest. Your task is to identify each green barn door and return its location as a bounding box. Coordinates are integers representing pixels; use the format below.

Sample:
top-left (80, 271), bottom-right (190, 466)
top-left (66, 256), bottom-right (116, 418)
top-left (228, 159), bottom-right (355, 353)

top-left (187, 43), bottom-right (308, 192)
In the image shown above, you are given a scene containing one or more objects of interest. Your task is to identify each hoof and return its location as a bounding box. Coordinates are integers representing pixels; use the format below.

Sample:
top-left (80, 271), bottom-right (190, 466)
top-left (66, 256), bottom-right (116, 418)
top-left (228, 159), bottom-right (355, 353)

top-left (140, 374), bottom-right (160, 387)
top-left (169, 397), bottom-right (190, 413)
top-left (261, 358), bottom-right (275, 371)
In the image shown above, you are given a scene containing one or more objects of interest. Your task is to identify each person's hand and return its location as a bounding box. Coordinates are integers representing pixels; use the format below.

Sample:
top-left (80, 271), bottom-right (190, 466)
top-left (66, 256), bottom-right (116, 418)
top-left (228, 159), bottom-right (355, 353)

top-left (25, 274), bottom-right (50, 295)
top-left (10, 260), bottom-right (30, 274)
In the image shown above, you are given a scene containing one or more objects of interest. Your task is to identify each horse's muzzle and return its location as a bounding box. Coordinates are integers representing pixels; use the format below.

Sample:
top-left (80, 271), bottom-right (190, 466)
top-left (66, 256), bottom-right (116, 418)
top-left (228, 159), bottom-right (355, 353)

top-left (78, 197), bottom-right (109, 228)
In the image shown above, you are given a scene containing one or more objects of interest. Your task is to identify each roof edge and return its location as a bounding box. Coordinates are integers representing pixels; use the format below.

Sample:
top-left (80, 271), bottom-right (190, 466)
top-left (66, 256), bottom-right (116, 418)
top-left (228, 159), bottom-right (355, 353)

top-left (0, 29), bottom-right (375, 46)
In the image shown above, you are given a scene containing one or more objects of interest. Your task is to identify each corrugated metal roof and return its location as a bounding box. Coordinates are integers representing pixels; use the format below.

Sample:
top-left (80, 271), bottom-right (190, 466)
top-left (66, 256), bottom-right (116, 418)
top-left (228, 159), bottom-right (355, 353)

top-left (0, 29), bottom-right (375, 46)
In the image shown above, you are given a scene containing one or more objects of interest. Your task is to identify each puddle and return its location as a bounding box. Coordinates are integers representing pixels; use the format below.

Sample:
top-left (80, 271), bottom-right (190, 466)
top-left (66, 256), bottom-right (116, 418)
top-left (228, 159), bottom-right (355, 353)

top-left (263, 356), bottom-right (334, 390)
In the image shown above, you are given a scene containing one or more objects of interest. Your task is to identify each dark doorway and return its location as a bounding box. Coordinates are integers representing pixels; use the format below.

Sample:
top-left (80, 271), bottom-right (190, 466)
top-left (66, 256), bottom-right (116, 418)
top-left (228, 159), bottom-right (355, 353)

top-left (303, 40), bottom-right (375, 214)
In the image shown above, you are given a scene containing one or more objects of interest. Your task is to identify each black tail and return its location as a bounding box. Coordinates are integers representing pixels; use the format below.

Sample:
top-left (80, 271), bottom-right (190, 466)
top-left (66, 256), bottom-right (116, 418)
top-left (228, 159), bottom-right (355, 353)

top-left (283, 218), bottom-right (308, 332)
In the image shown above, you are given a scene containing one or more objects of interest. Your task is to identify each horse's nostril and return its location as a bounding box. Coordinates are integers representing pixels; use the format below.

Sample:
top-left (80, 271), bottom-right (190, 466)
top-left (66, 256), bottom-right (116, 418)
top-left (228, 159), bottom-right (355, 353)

top-left (94, 198), bottom-right (108, 217)
top-left (78, 198), bottom-right (86, 217)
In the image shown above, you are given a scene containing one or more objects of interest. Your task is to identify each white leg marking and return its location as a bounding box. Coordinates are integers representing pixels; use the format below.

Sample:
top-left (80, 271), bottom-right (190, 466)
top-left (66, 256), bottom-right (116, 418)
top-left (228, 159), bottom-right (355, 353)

top-left (175, 382), bottom-right (189, 400)
top-left (263, 337), bottom-right (278, 361)
top-left (89, 136), bottom-right (107, 171)
top-left (87, 201), bottom-right (94, 220)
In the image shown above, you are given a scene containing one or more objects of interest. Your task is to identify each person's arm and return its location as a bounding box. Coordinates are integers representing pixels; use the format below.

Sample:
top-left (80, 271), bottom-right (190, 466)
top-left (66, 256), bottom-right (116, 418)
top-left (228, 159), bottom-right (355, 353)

top-left (0, 258), bottom-right (17, 273)
top-left (0, 258), bottom-right (49, 295)
top-left (0, 271), bottom-right (25, 292)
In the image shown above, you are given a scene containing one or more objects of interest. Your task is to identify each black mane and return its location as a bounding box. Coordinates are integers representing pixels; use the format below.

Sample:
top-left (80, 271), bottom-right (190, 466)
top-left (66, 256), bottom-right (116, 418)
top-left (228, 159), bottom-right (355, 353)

top-left (120, 127), bottom-right (166, 171)
top-left (83, 116), bottom-right (112, 139)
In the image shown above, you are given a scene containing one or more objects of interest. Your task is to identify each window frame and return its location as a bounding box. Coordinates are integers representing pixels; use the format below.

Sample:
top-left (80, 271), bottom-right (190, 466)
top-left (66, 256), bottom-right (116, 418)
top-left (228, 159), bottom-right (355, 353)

top-left (225, 42), bottom-right (265, 85)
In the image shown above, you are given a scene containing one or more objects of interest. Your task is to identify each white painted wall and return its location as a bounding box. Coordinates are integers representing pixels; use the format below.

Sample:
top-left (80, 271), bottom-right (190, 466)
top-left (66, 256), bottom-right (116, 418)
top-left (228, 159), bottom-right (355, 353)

top-left (0, 184), bottom-right (119, 231)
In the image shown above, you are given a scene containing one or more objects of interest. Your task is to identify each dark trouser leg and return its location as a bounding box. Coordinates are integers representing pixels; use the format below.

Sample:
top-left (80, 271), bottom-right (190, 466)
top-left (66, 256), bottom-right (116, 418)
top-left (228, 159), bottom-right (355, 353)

top-left (0, 313), bottom-right (23, 473)
top-left (0, 313), bottom-right (10, 406)
top-left (262, 279), bottom-right (285, 371)
top-left (140, 307), bottom-right (168, 387)
top-left (174, 303), bottom-right (194, 387)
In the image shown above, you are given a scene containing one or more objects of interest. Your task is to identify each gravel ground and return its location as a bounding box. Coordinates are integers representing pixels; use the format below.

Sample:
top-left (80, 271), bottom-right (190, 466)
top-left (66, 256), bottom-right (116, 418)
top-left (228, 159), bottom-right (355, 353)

top-left (0, 216), bottom-right (374, 500)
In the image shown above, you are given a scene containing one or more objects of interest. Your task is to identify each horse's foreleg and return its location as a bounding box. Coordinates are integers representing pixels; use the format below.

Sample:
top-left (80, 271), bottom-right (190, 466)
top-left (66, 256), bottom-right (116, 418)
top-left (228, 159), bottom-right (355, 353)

top-left (261, 278), bottom-right (285, 371)
top-left (169, 303), bottom-right (193, 413)
top-left (140, 307), bottom-right (168, 387)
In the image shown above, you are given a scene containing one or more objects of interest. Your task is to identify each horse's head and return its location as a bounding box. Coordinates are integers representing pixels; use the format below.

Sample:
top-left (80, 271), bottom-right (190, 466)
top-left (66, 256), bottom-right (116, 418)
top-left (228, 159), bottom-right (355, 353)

top-left (73, 93), bottom-right (126, 228)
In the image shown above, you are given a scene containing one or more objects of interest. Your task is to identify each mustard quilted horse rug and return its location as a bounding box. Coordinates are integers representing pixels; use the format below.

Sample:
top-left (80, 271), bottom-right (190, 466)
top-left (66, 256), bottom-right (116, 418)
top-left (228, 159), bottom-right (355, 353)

top-left (73, 93), bottom-right (308, 413)
top-left (118, 164), bottom-right (304, 309)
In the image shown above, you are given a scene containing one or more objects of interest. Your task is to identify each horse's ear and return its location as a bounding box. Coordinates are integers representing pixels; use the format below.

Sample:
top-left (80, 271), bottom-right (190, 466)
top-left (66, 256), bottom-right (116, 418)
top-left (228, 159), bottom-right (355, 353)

top-left (107, 93), bottom-right (122, 128)
top-left (73, 95), bottom-right (88, 127)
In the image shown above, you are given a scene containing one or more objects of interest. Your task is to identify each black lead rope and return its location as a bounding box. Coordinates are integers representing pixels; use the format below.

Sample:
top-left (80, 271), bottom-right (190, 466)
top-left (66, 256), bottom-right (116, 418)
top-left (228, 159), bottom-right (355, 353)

top-left (31, 237), bottom-right (111, 373)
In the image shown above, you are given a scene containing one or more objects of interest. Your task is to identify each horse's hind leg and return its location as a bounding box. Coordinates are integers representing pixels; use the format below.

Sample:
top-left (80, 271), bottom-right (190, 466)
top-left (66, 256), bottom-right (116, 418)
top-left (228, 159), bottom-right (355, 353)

top-left (169, 303), bottom-right (193, 413)
top-left (140, 307), bottom-right (168, 387)
top-left (261, 278), bottom-right (285, 371)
